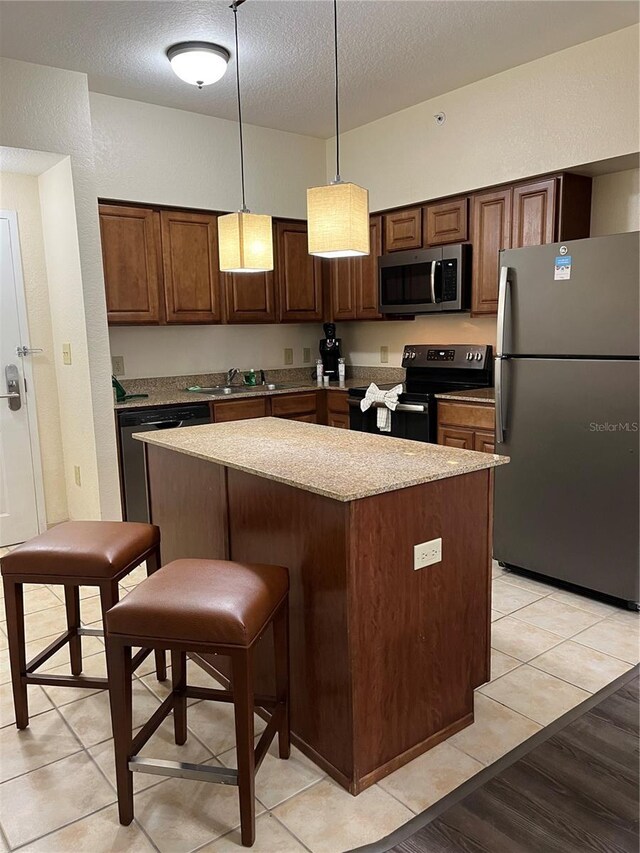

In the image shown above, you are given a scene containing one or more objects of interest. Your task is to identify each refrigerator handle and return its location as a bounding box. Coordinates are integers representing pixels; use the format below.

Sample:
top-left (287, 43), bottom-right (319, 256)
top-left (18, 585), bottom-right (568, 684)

top-left (496, 265), bottom-right (510, 357)
top-left (495, 356), bottom-right (506, 444)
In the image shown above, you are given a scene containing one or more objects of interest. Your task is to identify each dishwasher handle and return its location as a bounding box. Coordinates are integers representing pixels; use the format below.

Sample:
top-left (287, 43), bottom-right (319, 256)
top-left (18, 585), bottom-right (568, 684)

top-left (146, 420), bottom-right (184, 429)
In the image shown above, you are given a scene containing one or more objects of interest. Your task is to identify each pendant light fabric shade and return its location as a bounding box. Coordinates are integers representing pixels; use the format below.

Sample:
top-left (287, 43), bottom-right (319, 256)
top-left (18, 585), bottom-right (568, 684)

top-left (307, 181), bottom-right (370, 258)
top-left (218, 211), bottom-right (273, 273)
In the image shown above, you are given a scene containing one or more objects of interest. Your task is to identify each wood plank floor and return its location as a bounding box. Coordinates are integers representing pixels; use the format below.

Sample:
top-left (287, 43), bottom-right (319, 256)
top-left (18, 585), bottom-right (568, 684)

top-left (390, 672), bottom-right (639, 853)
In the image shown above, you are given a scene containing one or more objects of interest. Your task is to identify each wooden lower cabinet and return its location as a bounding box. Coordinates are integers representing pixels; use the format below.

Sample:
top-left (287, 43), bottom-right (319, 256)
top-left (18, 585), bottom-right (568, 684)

top-left (326, 390), bottom-right (350, 429)
top-left (212, 397), bottom-right (268, 422)
top-left (271, 392), bottom-right (318, 420)
top-left (437, 401), bottom-right (495, 453)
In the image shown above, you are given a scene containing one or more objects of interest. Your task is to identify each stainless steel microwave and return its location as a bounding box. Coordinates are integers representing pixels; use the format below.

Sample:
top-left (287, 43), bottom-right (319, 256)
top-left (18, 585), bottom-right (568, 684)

top-left (379, 244), bottom-right (471, 314)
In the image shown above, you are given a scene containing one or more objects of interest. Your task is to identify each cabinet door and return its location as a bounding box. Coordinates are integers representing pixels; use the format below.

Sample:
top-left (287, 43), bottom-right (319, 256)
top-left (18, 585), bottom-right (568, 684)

top-left (271, 392), bottom-right (318, 418)
top-left (276, 221), bottom-right (323, 322)
top-left (160, 210), bottom-right (221, 324)
top-left (330, 258), bottom-right (357, 321)
top-left (355, 215), bottom-right (383, 319)
top-left (437, 426), bottom-right (475, 450)
top-left (471, 188), bottom-right (512, 316)
top-left (99, 204), bottom-right (163, 325)
top-left (424, 197), bottom-right (468, 246)
top-left (512, 178), bottom-right (556, 248)
top-left (223, 271), bottom-right (276, 323)
top-left (328, 412), bottom-right (350, 429)
top-left (474, 430), bottom-right (495, 455)
top-left (384, 207), bottom-right (423, 252)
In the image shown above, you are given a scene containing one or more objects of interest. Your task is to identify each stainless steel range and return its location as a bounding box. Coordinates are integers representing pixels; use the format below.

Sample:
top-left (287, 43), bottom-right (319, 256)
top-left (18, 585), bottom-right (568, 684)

top-left (348, 344), bottom-right (493, 442)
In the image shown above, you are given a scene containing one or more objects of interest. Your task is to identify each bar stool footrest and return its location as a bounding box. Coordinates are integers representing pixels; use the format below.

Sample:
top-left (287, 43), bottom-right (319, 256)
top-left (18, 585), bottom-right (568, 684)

top-left (25, 673), bottom-right (109, 690)
top-left (129, 757), bottom-right (239, 785)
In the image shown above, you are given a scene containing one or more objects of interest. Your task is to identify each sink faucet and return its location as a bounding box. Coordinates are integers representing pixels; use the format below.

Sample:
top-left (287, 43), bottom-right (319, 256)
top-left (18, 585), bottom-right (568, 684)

top-left (226, 367), bottom-right (241, 386)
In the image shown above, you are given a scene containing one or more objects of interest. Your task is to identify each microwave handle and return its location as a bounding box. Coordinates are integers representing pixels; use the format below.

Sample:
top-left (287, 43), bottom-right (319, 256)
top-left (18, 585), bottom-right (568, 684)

top-left (429, 261), bottom-right (437, 305)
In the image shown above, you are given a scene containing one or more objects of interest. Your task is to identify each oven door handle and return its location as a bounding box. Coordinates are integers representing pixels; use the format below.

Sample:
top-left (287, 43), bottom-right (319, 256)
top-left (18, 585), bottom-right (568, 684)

top-left (348, 399), bottom-right (427, 414)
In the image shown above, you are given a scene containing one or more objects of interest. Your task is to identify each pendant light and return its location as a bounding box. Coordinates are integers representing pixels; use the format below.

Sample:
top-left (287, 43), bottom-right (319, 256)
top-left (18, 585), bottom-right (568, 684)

top-left (218, 2), bottom-right (273, 273)
top-left (307, 0), bottom-right (369, 258)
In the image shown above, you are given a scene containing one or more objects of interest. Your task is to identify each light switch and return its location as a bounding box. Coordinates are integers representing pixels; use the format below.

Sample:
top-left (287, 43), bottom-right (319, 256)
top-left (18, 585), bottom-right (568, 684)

top-left (284, 348), bottom-right (294, 365)
top-left (303, 347), bottom-right (311, 364)
top-left (380, 346), bottom-right (389, 364)
top-left (62, 343), bottom-right (72, 365)
top-left (74, 465), bottom-right (81, 487)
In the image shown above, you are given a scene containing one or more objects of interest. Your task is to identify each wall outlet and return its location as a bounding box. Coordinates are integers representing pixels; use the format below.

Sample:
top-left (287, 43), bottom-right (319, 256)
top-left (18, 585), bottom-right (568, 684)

top-left (112, 355), bottom-right (125, 376)
top-left (73, 465), bottom-right (81, 487)
top-left (413, 537), bottom-right (442, 570)
top-left (303, 347), bottom-right (311, 364)
top-left (62, 343), bottom-right (72, 365)
top-left (284, 348), bottom-right (294, 365)
top-left (380, 346), bottom-right (389, 364)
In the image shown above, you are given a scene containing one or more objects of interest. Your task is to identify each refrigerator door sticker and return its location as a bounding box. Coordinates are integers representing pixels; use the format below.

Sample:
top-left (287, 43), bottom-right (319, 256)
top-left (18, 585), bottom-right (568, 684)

top-left (554, 255), bottom-right (572, 280)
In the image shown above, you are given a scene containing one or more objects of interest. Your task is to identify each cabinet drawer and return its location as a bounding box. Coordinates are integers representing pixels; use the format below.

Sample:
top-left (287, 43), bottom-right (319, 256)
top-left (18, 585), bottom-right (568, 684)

top-left (438, 401), bottom-right (495, 431)
top-left (271, 392), bottom-right (318, 416)
top-left (474, 430), bottom-right (495, 454)
top-left (326, 390), bottom-right (349, 415)
top-left (213, 397), bottom-right (268, 422)
top-left (425, 197), bottom-right (468, 245)
top-left (437, 426), bottom-right (474, 450)
top-left (384, 207), bottom-right (423, 252)
top-left (288, 413), bottom-right (317, 423)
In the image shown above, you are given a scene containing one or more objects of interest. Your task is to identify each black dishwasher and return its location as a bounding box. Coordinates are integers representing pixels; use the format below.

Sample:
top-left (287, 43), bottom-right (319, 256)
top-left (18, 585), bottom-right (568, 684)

top-left (118, 404), bottom-right (211, 522)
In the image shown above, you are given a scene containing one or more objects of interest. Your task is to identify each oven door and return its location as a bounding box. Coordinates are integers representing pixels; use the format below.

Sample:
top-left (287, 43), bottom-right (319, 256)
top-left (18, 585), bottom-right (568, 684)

top-left (379, 248), bottom-right (443, 314)
top-left (348, 399), bottom-right (435, 442)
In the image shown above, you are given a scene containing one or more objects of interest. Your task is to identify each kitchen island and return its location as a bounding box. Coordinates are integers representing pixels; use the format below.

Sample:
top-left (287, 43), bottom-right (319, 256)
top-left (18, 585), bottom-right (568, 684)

top-left (136, 418), bottom-right (507, 794)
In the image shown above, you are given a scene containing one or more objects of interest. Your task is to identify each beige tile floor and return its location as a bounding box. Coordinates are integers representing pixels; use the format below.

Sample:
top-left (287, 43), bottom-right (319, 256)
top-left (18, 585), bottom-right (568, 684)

top-left (0, 550), bottom-right (637, 852)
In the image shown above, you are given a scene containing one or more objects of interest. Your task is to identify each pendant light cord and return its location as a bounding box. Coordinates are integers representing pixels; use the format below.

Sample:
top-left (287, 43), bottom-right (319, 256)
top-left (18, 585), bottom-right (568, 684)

top-left (333, 0), bottom-right (341, 183)
top-left (232, 2), bottom-right (248, 212)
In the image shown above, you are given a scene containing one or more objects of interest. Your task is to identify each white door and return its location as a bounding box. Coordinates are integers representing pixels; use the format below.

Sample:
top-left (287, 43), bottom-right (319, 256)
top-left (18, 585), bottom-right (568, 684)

top-left (0, 210), bottom-right (45, 546)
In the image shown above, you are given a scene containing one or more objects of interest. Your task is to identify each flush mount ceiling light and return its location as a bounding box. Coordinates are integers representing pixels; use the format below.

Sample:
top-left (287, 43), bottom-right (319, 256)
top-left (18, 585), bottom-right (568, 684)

top-left (167, 42), bottom-right (230, 89)
top-left (218, 2), bottom-right (274, 273)
top-left (307, 0), bottom-right (370, 258)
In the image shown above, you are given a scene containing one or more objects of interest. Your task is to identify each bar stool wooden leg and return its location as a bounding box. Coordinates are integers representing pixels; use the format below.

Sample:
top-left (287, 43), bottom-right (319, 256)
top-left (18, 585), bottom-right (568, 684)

top-left (232, 649), bottom-right (256, 847)
top-left (3, 578), bottom-right (28, 729)
top-left (106, 637), bottom-right (134, 825)
top-left (146, 549), bottom-right (167, 682)
top-left (64, 586), bottom-right (82, 676)
top-left (171, 651), bottom-right (187, 745)
top-left (99, 579), bottom-right (119, 628)
top-left (272, 599), bottom-right (291, 759)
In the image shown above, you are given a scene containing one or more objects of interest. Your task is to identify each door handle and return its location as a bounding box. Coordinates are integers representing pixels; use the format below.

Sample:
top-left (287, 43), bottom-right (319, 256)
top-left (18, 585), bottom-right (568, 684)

top-left (4, 365), bottom-right (22, 411)
top-left (495, 357), bottom-right (506, 444)
top-left (497, 266), bottom-right (511, 357)
top-left (429, 261), bottom-right (437, 305)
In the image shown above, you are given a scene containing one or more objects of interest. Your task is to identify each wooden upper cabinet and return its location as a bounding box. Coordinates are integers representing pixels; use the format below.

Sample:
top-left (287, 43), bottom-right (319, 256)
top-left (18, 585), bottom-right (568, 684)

top-left (384, 207), bottom-right (423, 252)
top-left (424, 197), bottom-right (468, 246)
top-left (99, 204), bottom-right (163, 325)
top-left (511, 178), bottom-right (556, 248)
top-left (160, 210), bottom-right (221, 324)
top-left (355, 215), bottom-right (383, 319)
top-left (276, 220), bottom-right (323, 322)
top-left (330, 259), bottom-right (357, 321)
top-left (223, 271), bottom-right (276, 323)
top-left (471, 188), bottom-right (512, 316)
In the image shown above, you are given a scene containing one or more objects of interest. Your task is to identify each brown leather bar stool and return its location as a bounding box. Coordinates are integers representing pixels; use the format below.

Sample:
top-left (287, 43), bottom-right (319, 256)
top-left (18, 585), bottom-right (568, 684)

top-left (106, 558), bottom-right (290, 848)
top-left (1, 521), bottom-right (167, 729)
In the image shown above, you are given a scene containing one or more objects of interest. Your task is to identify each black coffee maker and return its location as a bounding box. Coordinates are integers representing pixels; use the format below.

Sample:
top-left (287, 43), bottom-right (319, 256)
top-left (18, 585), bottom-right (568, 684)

top-left (319, 322), bottom-right (342, 380)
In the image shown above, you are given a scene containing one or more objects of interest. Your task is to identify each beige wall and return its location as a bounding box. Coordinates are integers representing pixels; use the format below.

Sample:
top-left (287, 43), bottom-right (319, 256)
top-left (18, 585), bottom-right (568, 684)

top-left (329, 26), bottom-right (639, 210)
top-left (90, 93), bottom-right (329, 379)
top-left (0, 58), bottom-right (120, 519)
top-left (0, 171), bottom-right (68, 524)
top-left (38, 158), bottom-right (102, 519)
top-left (590, 168), bottom-right (640, 236)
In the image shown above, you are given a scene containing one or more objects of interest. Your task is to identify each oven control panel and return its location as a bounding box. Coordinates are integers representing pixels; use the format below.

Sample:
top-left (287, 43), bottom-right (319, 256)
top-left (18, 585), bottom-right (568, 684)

top-left (402, 344), bottom-right (491, 368)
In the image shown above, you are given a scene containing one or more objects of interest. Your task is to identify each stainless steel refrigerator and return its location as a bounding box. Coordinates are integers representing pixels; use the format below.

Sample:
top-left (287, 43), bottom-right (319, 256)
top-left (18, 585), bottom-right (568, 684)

top-left (493, 231), bottom-right (639, 606)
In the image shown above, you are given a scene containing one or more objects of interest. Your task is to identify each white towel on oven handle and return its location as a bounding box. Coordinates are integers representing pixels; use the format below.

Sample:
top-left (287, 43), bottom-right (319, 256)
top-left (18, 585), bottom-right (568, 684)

top-left (360, 383), bottom-right (403, 433)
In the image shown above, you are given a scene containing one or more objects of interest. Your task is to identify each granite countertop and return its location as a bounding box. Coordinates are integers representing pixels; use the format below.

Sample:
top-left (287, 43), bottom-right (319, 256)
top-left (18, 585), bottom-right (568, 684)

top-left (113, 368), bottom-right (405, 410)
top-left (134, 417), bottom-right (508, 502)
top-left (435, 388), bottom-right (495, 404)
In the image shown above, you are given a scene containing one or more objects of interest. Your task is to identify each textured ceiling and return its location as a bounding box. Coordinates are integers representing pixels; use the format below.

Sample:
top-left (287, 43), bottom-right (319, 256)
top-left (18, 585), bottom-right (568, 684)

top-left (0, 1), bottom-right (637, 138)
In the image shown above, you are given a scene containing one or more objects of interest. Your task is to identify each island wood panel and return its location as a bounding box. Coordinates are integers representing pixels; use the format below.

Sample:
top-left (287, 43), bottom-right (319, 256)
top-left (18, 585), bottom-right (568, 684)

top-left (225, 469), bottom-right (354, 785)
top-left (145, 445), bottom-right (229, 565)
top-left (349, 470), bottom-right (491, 783)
